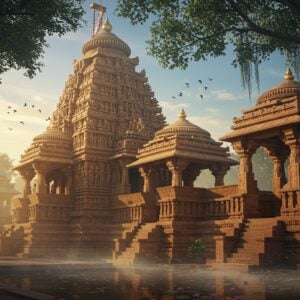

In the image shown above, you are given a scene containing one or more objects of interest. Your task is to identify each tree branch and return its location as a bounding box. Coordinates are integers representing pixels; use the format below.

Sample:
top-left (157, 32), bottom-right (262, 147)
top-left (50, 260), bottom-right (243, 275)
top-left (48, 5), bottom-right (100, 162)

top-left (275, 0), bottom-right (300, 15)
top-left (227, 0), bottom-right (300, 44)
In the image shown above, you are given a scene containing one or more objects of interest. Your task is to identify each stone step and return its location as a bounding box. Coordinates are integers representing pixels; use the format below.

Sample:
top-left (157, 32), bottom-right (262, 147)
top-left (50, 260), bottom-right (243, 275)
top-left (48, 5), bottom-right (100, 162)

top-left (226, 257), bottom-right (260, 264)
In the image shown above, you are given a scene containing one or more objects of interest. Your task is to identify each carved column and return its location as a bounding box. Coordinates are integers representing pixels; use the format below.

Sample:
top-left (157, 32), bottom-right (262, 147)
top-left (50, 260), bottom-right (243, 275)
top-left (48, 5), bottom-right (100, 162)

top-left (166, 159), bottom-right (188, 187)
top-left (264, 146), bottom-right (288, 197)
top-left (182, 164), bottom-right (201, 187)
top-left (232, 140), bottom-right (258, 194)
top-left (65, 166), bottom-right (73, 195)
top-left (33, 162), bottom-right (48, 194)
top-left (139, 166), bottom-right (156, 193)
top-left (283, 127), bottom-right (300, 189)
top-left (20, 168), bottom-right (35, 197)
top-left (211, 164), bottom-right (230, 187)
top-left (119, 160), bottom-right (131, 194)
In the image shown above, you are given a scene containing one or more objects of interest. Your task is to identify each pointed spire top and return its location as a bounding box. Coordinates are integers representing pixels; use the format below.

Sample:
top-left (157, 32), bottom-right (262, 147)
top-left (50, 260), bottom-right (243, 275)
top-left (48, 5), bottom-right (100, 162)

top-left (284, 67), bottom-right (294, 81)
top-left (102, 17), bottom-right (112, 32)
top-left (179, 108), bottom-right (186, 119)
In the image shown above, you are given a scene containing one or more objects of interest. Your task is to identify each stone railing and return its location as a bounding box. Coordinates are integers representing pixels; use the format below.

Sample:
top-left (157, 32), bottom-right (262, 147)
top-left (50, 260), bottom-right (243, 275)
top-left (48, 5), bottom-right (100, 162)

top-left (28, 194), bottom-right (72, 223)
top-left (112, 192), bottom-right (158, 224)
top-left (207, 185), bottom-right (238, 198)
top-left (157, 186), bottom-right (244, 221)
top-left (281, 189), bottom-right (300, 216)
top-left (259, 191), bottom-right (281, 217)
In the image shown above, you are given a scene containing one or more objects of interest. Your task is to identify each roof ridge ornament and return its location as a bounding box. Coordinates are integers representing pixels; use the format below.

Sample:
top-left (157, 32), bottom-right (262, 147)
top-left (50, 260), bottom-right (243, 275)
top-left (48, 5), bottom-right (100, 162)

top-left (102, 17), bottom-right (112, 32)
top-left (179, 108), bottom-right (186, 119)
top-left (284, 67), bottom-right (294, 81)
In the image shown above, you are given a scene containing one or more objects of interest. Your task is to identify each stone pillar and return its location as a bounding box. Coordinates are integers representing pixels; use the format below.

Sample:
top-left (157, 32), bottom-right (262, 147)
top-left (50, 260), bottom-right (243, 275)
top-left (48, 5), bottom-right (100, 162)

top-left (232, 140), bottom-right (258, 194)
top-left (33, 163), bottom-right (48, 194)
top-left (119, 160), bottom-right (131, 194)
top-left (20, 169), bottom-right (35, 197)
top-left (65, 167), bottom-right (73, 195)
top-left (182, 164), bottom-right (201, 187)
top-left (211, 164), bottom-right (230, 187)
top-left (139, 166), bottom-right (156, 193)
top-left (166, 159), bottom-right (188, 187)
top-left (264, 146), bottom-right (288, 197)
top-left (283, 127), bottom-right (300, 189)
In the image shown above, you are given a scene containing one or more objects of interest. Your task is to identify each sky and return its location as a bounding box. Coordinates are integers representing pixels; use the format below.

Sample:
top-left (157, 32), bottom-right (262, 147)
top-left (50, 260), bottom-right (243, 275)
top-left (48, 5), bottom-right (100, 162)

top-left (0, 0), bottom-right (288, 164)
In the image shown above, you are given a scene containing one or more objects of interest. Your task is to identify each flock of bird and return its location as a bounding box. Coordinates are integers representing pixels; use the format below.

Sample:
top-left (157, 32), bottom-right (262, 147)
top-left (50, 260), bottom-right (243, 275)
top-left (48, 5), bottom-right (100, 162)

top-left (171, 77), bottom-right (213, 100)
top-left (6, 102), bottom-right (51, 131)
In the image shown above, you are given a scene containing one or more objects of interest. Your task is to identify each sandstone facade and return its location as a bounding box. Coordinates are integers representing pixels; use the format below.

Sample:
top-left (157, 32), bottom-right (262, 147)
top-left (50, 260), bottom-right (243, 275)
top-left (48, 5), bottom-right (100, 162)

top-left (1, 19), bottom-right (300, 268)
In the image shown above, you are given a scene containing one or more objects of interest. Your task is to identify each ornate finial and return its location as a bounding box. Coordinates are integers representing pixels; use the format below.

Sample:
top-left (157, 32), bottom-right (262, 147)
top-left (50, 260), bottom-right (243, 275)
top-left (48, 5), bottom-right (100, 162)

top-left (102, 17), bottom-right (112, 32)
top-left (179, 108), bottom-right (186, 119)
top-left (284, 67), bottom-right (294, 81)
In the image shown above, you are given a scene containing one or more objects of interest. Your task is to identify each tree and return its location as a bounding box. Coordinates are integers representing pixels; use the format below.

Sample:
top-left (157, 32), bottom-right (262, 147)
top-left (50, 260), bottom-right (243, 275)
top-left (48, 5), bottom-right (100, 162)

top-left (0, 0), bottom-right (85, 81)
top-left (0, 153), bottom-right (14, 179)
top-left (116, 0), bottom-right (300, 96)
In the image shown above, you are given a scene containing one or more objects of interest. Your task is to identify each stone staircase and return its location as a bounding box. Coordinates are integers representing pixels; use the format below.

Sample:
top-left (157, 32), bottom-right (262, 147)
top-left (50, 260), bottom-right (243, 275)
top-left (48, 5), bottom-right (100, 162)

top-left (0, 225), bottom-right (24, 256)
top-left (113, 222), bottom-right (163, 264)
top-left (226, 218), bottom-right (285, 267)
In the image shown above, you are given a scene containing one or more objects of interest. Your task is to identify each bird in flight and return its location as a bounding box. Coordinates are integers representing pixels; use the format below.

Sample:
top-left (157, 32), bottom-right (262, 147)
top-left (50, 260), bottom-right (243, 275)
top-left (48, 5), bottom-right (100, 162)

top-left (32, 105), bottom-right (35, 108)
top-left (204, 86), bottom-right (208, 90)
top-left (45, 117), bottom-right (51, 121)
top-left (20, 121), bottom-right (24, 125)
top-left (13, 110), bottom-right (17, 113)
top-left (208, 77), bottom-right (213, 81)
top-left (198, 80), bottom-right (202, 84)
top-left (199, 94), bottom-right (204, 99)
top-left (172, 96), bottom-right (176, 99)
top-left (8, 106), bottom-right (11, 109)
top-left (38, 109), bottom-right (42, 113)
top-left (178, 92), bottom-right (183, 97)
top-left (24, 102), bottom-right (27, 107)
top-left (185, 82), bottom-right (190, 88)
top-left (8, 128), bottom-right (13, 131)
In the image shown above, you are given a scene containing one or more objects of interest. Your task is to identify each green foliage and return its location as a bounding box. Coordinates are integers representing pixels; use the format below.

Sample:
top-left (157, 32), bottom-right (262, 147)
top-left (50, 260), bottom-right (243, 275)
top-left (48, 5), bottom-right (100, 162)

top-left (0, 153), bottom-right (14, 178)
top-left (188, 238), bottom-right (206, 258)
top-left (116, 0), bottom-right (300, 97)
top-left (0, 0), bottom-right (85, 80)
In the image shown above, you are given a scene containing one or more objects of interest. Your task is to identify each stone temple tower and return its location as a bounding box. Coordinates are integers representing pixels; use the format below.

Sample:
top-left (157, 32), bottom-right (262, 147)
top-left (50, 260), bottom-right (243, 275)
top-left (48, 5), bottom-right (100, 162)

top-left (53, 18), bottom-right (166, 255)
top-left (1, 17), bottom-right (165, 257)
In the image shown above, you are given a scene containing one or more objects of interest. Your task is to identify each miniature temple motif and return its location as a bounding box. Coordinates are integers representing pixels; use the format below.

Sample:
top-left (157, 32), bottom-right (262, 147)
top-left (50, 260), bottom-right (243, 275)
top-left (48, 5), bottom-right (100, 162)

top-left (1, 16), bottom-right (300, 268)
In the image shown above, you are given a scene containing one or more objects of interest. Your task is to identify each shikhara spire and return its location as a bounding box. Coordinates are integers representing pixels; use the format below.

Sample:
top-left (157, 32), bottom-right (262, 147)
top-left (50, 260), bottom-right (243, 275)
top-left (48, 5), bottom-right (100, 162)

top-left (90, 2), bottom-right (107, 35)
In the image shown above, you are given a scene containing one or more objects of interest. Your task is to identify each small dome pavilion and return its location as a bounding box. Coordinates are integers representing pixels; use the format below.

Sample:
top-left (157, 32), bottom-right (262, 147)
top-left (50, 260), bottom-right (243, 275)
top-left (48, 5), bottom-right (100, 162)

top-left (13, 124), bottom-right (73, 196)
top-left (221, 68), bottom-right (300, 217)
top-left (128, 109), bottom-right (237, 192)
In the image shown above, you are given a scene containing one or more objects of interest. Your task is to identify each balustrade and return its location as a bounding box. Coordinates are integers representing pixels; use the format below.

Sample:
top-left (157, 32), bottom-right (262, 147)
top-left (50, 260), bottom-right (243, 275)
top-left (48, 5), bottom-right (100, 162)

top-left (113, 205), bottom-right (143, 223)
top-left (159, 195), bottom-right (245, 221)
top-left (281, 189), bottom-right (300, 216)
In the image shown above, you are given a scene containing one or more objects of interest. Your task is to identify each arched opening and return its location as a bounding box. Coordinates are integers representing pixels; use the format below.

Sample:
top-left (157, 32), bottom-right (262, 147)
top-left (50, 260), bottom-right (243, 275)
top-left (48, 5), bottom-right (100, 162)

top-left (252, 147), bottom-right (273, 191)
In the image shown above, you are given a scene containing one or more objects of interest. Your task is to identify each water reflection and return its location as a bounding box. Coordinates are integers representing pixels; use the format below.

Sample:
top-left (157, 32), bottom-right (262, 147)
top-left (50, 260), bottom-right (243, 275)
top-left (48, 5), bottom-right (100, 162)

top-left (0, 263), bottom-right (299, 299)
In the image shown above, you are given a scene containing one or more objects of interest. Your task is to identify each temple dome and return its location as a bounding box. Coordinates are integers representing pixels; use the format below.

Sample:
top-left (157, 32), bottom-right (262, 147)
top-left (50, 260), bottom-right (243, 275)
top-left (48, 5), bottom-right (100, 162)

top-left (128, 109), bottom-right (236, 168)
top-left (33, 125), bottom-right (72, 144)
top-left (82, 18), bottom-right (131, 57)
top-left (256, 68), bottom-right (300, 105)
top-left (154, 109), bottom-right (211, 139)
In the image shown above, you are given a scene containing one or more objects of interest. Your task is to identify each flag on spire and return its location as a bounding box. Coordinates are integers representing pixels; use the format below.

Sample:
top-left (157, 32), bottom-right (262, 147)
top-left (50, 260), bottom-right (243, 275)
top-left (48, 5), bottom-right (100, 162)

top-left (90, 3), bottom-right (107, 35)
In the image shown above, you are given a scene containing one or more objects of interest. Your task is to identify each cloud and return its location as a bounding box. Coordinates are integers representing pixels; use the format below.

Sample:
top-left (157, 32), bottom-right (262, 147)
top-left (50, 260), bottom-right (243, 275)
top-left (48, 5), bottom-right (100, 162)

top-left (205, 107), bottom-right (220, 114)
top-left (50, 31), bottom-right (90, 44)
top-left (188, 114), bottom-right (231, 141)
top-left (159, 101), bottom-right (189, 113)
top-left (265, 69), bottom-right (282, 78)
top-left (211, 89), bottom-right (237, 101)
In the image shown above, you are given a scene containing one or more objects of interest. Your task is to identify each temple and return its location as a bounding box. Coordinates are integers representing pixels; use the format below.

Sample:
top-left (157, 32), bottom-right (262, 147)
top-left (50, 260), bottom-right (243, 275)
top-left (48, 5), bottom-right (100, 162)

top-left (1, 17), bottom-right (299, 268)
